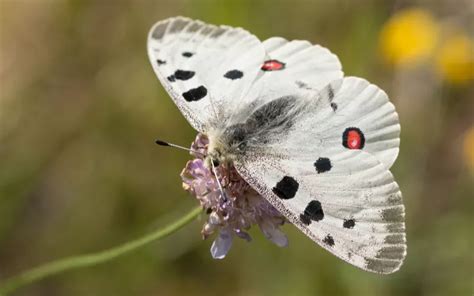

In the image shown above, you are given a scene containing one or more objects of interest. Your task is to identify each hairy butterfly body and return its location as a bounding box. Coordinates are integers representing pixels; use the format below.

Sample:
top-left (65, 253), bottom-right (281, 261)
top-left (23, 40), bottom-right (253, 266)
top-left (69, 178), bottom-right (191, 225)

top-left (148, 16), bottom-right (406, 274)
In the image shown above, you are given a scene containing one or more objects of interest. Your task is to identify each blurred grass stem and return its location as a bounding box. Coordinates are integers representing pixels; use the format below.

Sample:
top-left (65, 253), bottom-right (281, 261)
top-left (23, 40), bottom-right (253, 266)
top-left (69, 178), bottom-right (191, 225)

top-left (0, 206), bottom-right (202, 295)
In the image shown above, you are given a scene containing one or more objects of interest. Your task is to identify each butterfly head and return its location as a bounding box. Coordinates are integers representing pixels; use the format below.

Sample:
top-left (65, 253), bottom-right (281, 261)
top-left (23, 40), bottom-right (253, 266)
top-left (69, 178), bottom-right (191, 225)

top-left (206, 124), bottom-right (248, 167)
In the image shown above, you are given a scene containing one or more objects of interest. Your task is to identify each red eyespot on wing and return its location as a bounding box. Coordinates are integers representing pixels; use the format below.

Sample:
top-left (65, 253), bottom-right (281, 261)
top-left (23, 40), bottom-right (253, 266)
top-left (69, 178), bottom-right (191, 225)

top-left (342, 127), bottom-right (365, 149)
top-left (261, 59), bottom-right (285, 71)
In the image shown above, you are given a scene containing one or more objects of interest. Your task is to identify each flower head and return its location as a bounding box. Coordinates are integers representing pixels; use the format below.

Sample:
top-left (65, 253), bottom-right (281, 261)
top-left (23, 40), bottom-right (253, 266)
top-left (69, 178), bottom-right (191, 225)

top-left (181, 133), bottom-right (288, 259)
top-left (463, 127), bottom-right (474, 172)
top-left (436, 31), bottom-right (474, 85)
top-left (379, 8), bottom-right (439, 67)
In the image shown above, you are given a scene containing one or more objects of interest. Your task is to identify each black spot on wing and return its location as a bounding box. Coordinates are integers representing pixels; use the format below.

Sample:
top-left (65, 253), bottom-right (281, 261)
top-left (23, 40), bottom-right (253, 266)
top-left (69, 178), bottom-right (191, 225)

top-left (182, 52), bottom-right (194, 57)
top-left (182, 86), bottom-right (207, 102)
top-left (300, 214), bottom-right (311, 225)
top-left (168, 70), bottom-right (195, 82)
top-left (272, 176), bottom-right (299, 200)
top-left (323, 234), bottom-right (335, 246)
top-left (343, 219), bottom-right (355, 229)
top-left (174, 70), bottom-right (195, 80)
top-left (157, 59), bottom-right (166, 66)
top-left (314, 157), bottom-right (332, 173)
top-left (330, 102), bottom-right (338, 111)
top-left (299, 200), bottom-right (324, 225)
top-left (224, 70), bottom-right (243, 80)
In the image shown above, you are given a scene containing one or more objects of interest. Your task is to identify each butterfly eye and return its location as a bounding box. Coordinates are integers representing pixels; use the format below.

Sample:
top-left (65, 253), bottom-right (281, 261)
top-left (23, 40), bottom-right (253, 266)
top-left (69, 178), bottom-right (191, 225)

top-left (212, 158), bottom-right (220, 167)
top-left (238, 142), bottom-right (247, 151)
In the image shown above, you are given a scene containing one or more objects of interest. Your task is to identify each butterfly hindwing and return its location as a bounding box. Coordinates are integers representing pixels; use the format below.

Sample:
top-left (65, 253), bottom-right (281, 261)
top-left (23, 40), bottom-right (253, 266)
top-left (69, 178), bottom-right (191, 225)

top-left (236, 150), bottom-right (405, 273)
top-left (277, 76), bottom-right (400, 169)
top-left (233, 77), bottom-right (406, 273)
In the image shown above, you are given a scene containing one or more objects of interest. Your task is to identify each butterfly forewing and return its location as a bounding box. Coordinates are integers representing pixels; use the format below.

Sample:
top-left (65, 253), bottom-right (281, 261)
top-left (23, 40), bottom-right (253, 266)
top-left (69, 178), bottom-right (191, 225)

top-left (148, 17), bottom-right (344, 131)
top-left (148, 17), bottom-right (265, 131)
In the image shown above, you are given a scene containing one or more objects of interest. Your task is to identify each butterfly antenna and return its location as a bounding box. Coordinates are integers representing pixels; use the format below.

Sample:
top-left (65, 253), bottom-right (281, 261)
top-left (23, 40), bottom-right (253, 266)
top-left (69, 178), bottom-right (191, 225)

top-left (210, 160), bottom-right (228, 203)
top-left (155, 138), bottom-right (206, 157)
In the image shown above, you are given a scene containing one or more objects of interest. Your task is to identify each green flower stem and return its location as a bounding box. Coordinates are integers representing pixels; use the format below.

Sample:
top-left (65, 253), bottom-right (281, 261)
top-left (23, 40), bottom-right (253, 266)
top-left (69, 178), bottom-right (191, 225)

top-left (0, 206), bottom-right (202, 295)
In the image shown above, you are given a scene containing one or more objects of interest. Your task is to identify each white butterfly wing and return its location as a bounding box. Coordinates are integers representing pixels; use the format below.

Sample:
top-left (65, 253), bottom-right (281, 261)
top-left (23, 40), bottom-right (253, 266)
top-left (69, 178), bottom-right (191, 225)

top-left (256, 37), bottom-right (343, 98)
top-left (148, 17), bottom-right (344, 132)
top-left (290, 76), bottom-right (400, 169)
top-left (234, 77), bottom-right (405, 273)
top-left (148, 17), bottom-right (265, 132)
top-left (231, 37), bottom-right (344, 120)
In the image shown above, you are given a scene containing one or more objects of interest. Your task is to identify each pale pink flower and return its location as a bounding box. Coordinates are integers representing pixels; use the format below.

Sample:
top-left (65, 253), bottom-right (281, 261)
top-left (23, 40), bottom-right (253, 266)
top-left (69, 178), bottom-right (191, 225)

top-left (180, 133), bottom-right (288, 259)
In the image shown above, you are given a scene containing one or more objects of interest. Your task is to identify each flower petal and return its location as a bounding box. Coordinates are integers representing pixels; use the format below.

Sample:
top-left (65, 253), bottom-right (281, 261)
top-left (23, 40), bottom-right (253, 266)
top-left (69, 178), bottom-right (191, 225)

top-left (183, 132), bottom-right (289, 258)
top-left (210, 228), bottom-right (233, 259)
top-left (234, 229), bottom-right (252, 242)
top-left (258, 220), bottom-right (288, 247)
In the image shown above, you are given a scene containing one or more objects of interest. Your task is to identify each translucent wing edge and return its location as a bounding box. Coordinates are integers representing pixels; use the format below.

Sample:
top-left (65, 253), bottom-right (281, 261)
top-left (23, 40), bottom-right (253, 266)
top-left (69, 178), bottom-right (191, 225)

top-left (147, 17), bottom-right (206, 131)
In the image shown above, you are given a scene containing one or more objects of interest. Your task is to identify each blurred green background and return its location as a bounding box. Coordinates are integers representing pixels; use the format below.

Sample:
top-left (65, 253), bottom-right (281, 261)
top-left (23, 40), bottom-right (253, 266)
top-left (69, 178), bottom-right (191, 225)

top-left (1, 0), bottom-right (473, 295)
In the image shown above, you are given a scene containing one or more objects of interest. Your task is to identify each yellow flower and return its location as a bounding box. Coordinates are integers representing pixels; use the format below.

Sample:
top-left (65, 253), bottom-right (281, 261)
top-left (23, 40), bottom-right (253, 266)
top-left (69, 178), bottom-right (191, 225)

top-left (379, 8), bottom-right (439, 67)
top-left (436, 32), bottom-right (474, 85)
top-left (464, 127), bottom-right (474, 171)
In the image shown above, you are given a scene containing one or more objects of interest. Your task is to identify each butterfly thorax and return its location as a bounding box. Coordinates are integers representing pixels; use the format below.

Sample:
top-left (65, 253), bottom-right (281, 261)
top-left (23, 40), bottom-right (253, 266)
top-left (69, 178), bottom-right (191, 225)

top-left (205, 127), bottom-right (244, 168)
